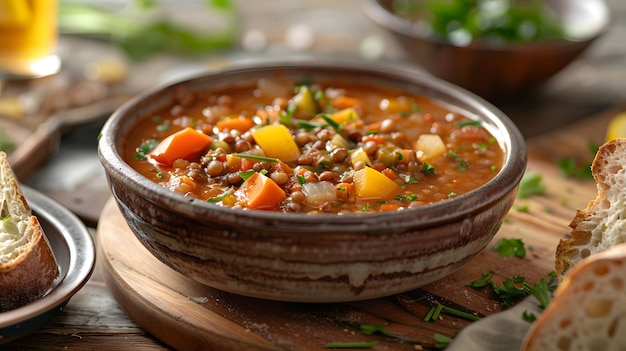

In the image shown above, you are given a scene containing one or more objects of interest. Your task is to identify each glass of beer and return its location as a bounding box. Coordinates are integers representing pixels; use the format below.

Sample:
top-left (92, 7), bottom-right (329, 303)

top-left (0, 0), bottom-right (61, 78)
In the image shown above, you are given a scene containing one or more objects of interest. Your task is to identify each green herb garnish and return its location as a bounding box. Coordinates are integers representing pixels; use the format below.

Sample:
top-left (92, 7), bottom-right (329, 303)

top-left (134, 138), bottom-right (159, 160)
top-left (457, 120), bottom-right (482, 128)
top-left (207, 189), bottom-right (233, 203)
top-left (492, 238), bottom-right (526, 258)
top-left (359, 323), bottom-right (388, 336)
top-left (517, 173), bottom-right (546, 199)
top-left (324, 341), bottom-right (378, 349)
top-left (422, 162), bottom-right (436, 175)
top-left (233, 153), bottom-right (278, 163)
top-left (434, 333), bottom-right (453, 349)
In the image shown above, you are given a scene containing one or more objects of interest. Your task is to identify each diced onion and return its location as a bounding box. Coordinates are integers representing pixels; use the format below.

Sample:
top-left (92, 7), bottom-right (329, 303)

top-left (302, 181), bottom-right (336, 206)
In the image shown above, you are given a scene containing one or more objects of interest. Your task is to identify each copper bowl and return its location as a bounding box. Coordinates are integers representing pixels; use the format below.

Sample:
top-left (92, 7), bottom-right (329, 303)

top-left (364, 0), bottom-right (610, 100)
top-left (98, 60), bottom-right (526, 302)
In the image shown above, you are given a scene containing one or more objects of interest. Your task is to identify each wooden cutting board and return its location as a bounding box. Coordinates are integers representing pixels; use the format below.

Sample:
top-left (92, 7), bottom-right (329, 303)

top-left (97, 105), bottom-right (618, 350)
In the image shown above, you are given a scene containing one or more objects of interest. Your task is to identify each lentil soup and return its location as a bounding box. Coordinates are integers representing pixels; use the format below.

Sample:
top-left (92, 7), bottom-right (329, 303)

top-left (124, 78), bottom-right (504, 214)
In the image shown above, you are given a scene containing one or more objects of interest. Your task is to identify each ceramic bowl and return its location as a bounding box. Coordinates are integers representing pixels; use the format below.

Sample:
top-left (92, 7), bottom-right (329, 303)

top-left (98, 60), bottom-right (526, 302)
top-left (364, 0), bottom-right (610, 100)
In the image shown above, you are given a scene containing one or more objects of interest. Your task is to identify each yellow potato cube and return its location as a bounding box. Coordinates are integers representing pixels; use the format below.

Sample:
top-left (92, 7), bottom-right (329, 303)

top-left (350, 147), bottom-right (372, 167)
top-left (353, 167), bottom-right (401, 200)
top-left (328, 107), bottom-right (360, 125)
top-left (252, 124), bottom-right (301, 161)
top-left (416, 134), bottom-right (447, 161)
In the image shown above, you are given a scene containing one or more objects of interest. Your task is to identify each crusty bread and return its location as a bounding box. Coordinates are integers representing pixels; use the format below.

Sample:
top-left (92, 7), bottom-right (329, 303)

top-left (521, 242), bottom-right (626, 351)
top-left (521, 138), bottom-right (626, 350)
top-left (0, 151), bottom-right (59, 311)
top-left (555, 138), bottom-right (626, 278)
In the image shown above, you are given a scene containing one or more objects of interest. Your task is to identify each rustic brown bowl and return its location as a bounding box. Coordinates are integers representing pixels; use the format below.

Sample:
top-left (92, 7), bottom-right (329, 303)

top-left (364, 0), bottom-right (610, 100)
top-left (98, 60), bottom-right (527, 302)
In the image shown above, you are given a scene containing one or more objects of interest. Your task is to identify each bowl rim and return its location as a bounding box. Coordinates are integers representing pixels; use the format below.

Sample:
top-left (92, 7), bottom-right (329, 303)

top-left (98, 59), bottom-right (527, 233)
top-left (363, 0), bottom-right (612, 51)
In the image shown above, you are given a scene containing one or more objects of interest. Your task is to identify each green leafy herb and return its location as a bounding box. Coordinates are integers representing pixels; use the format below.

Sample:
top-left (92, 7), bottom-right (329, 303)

top-left (233, 153), bottom-right (278, 163)
top-left (399, 0), bottom-right (565, 46)
top-left (294, 119), bottom-right (322, 130)
top-left (324, 341), bottom-right (378, 349)
top-left (134, 138), bottom-right (158, 160)
top-left (492, 238), bottom-right (526, 258)
top-left (359, 323), bottom-right (388, 336)
top-left (395, 194), bottom-right (418, 202)
top-left (207, 189), bottom-right (232, 203)
top-left (522, 311), bottom-right (537, 322)
top-left (422, 162), bottom-right (436, 175)
top-left (156, 119), bottom-right (170, 132)
top-left (557, 141), bottom-right (599, 180)
top-left (434, 333), bottom-right (453, 349)
top-left (457, 120), bottom-right (482, 128)
top-left (556, 157), bottom-right (593, 180)
top-left (447, 150), bottom-right (470, 171)
top-left (404, 175), bottom-right (418, 184)
top-left (424, 303), bottom-right (480, 322)
top-left (528, 278), bottom-right (552, 309)
top-left (466, 270), bottom-right (493, 288)
top-left (297, 175), bottom-right (306, 185)
top-left (239, 170), bottom-right (256, 181)
top-left (517, 173), bottom-right (546, 199)
top-left (320, 114), bottom-right (342, 132)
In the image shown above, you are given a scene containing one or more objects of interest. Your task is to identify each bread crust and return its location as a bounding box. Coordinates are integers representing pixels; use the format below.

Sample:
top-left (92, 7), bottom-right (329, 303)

top-left (0, 152), bottom-right (59, 311)
top-left (555, 138), bottom-right (626, 278)
top-left (0, 216), bottom-right (59, 311)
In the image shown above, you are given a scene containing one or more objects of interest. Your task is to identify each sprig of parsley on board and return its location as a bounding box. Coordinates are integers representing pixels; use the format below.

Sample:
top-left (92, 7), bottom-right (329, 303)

top-left (467, 270), bottom-right (555, 309)
top-left (517, 173), bottom-right (546, 199)
top-left (492, 238), bottom-right (526, 258)
top-left (556, 141), bottom-right (599, 180)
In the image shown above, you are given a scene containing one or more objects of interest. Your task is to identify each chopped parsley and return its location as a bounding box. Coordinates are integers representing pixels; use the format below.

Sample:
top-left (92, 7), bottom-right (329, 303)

top-left (156, 119), bottom-right (171, 132)
top-left (422, 162), bottom-right (436, 175)
top-left (556, 141), bottom-right (598, 180)
top-left (134, 138), bottom-right (158, 160)
top-left (468, 270), bottom-right (554, 308)
top-left (492, 238), bottom-right (526, 258)
top-left (517, 173), bottom-right (546, 199)
top-left (395, 194), bottom-right (418, 202)
top-left (447, 150), bottom-right (470, 171)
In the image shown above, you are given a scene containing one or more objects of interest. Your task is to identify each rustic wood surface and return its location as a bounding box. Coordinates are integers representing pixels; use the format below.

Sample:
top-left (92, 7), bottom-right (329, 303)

top-left (2, 0), bottom-right (626, 349)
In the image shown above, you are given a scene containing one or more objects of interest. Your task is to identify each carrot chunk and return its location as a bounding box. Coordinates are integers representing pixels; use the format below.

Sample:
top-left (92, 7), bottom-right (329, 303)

top-left (216, 116), bottom-right (256, 132)
top-left (238, 172), bottom-right (286, 210)
top-left (150, 127), bottom-right (213, 165)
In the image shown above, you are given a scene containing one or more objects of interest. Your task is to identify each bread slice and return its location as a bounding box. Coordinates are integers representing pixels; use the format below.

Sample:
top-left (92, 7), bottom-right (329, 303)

top-left (0, 151), bottom-right (59, 311)
top-left (521, 242), bottom-right (626, 351)
top-left (555, 138), bottom-right (626, 278)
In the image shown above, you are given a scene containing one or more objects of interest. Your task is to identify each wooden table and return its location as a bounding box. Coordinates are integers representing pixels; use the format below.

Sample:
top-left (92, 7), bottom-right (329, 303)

top-left (4, 0), bottom-right (626, 349)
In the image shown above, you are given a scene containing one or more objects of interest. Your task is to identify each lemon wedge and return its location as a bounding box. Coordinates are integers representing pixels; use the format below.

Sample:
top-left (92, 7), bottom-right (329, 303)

top-left (0, 0), bottom-right (31, 26)
top-left (606, 112), bottom-right (626, 142)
